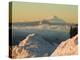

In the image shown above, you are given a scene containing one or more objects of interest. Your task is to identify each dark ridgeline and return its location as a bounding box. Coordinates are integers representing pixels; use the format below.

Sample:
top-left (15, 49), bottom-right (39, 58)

top-left (70, 24), bottom-right (78, 38)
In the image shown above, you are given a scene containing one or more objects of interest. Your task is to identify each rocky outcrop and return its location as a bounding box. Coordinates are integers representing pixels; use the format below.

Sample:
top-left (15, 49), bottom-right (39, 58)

top-left (18, 33), bottom-right (35, 46)
top-left (51, 34), bottom-right (78, 56)
top-left (11, 45), bottom-right (32, 58)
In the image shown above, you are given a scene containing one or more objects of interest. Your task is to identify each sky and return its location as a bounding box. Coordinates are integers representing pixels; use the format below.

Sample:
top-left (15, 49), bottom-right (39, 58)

top-left (11, 2), bottom-right (78, 24)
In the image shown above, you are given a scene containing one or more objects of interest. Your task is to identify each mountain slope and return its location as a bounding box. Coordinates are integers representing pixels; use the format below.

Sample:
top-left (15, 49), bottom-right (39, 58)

top-left (51, 34), bottom-right (78, 56)
top-left (11, 33), bottom-right (55, 58)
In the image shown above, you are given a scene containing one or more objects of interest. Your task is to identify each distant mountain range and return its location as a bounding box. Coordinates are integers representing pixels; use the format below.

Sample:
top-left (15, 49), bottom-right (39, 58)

top-left (12, 16), bottom-right (77, 27)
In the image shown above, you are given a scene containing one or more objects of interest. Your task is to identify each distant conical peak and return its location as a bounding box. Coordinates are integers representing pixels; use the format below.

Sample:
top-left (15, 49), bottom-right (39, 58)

top-left (49, 16), bottom-right (65, 23)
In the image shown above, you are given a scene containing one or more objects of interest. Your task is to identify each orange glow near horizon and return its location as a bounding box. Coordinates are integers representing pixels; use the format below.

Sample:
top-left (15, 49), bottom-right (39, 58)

top-left (11, 2), bottom-right (78, 24)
